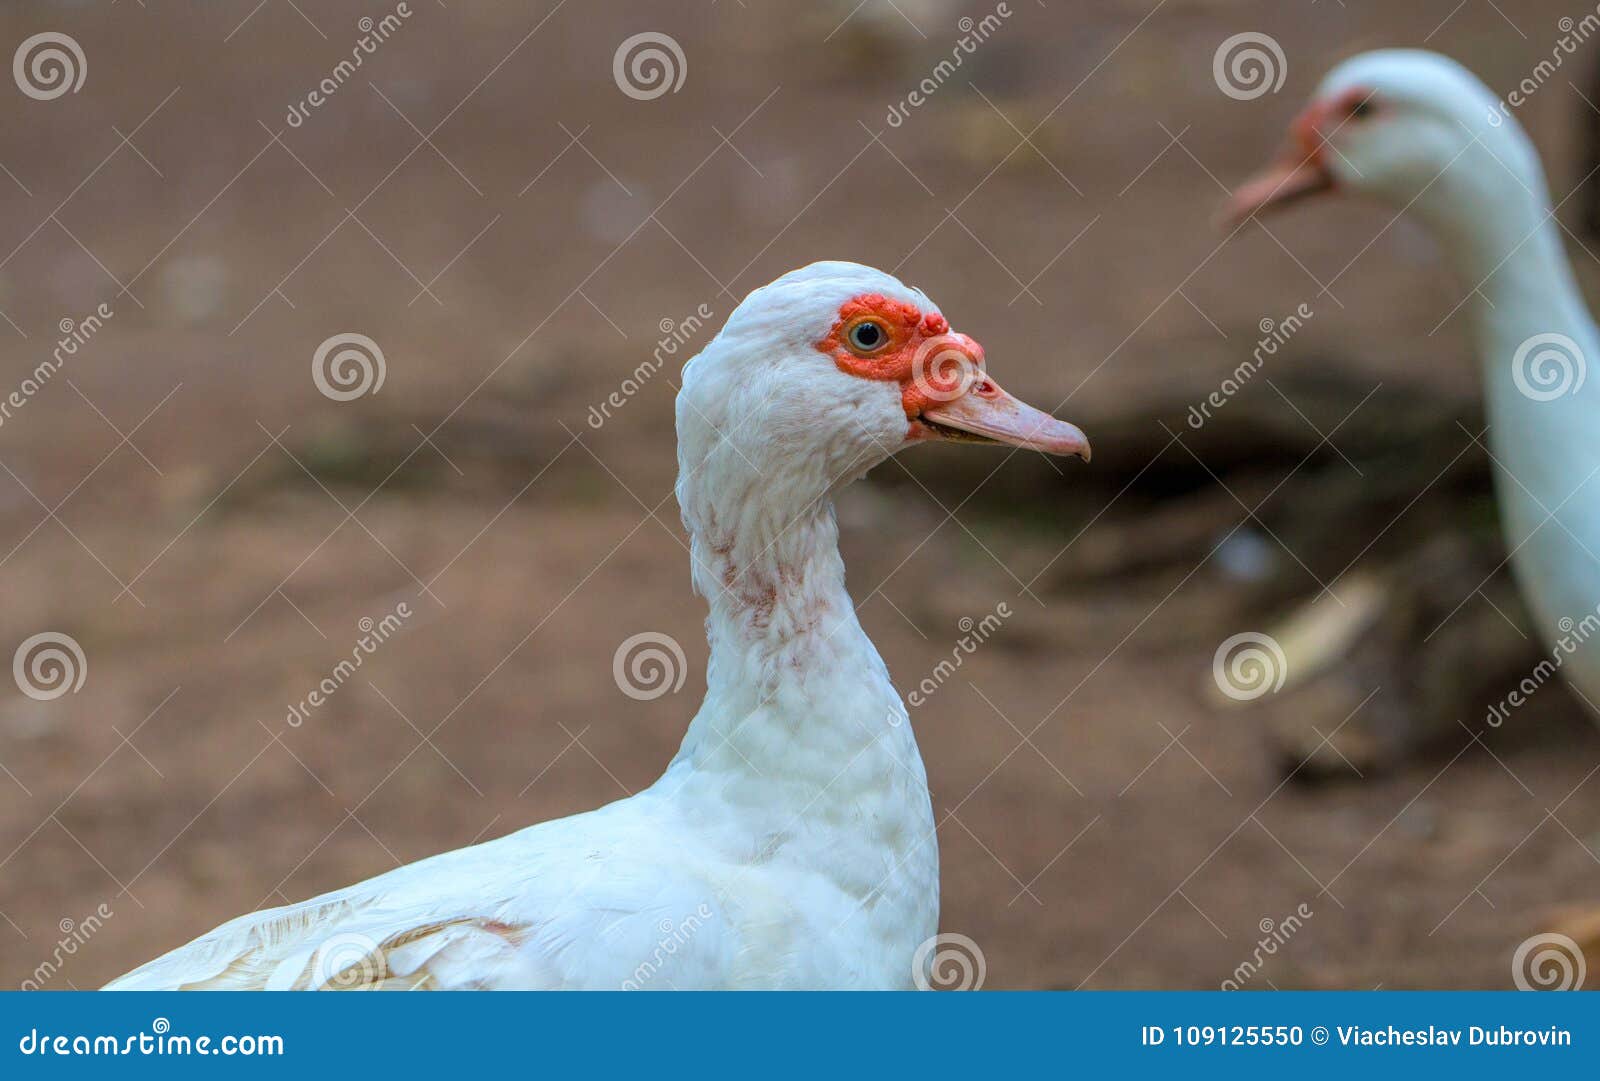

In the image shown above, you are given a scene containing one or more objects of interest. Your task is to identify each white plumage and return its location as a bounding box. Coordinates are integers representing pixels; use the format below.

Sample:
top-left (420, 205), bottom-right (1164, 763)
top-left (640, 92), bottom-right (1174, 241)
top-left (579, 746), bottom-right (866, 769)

top-left (106, 262), bottom-right (1088, 990)
top-left (1229, 50), bottom-right (1600, 721)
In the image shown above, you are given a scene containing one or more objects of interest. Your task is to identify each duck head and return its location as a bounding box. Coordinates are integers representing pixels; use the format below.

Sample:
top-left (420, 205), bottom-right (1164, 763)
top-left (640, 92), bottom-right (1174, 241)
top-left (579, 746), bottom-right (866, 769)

top-left (1223, 49), bottom-right (1548, 247)
top-left (675, 261), bottom-right (1089, 611)
top-left (676, 261), bottom-right (1088, 502)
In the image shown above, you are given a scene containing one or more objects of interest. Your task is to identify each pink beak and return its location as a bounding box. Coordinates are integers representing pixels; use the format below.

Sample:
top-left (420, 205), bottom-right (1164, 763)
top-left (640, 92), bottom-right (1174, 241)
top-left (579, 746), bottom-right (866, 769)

top-left (920, 379), bottom-right (1091, 461)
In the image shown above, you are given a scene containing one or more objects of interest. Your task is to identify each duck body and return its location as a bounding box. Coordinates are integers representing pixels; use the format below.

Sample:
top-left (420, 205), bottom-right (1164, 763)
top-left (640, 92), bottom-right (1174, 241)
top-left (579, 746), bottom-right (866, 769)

top-left (1477, 237), bottom-right (1600, 702)
top-left (106, 262), bottom-right (1086, 990)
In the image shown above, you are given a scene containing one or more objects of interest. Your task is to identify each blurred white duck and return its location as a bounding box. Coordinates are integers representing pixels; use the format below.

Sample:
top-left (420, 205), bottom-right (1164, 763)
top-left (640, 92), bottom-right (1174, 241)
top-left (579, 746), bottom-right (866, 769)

top-left (1226, 50), bottom-right (1600, 722)
top-left (105, 262), bottom-right (1089, 991)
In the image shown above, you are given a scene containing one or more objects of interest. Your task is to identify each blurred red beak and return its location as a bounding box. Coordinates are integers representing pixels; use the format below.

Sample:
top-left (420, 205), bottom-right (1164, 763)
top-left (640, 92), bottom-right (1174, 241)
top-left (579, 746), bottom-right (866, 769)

top-left (919, 379), bottom-right (1091, 461)
top-left (1222, 100), bottom-right (1338, 226)
top-left (1222, 149), bottom-right (1335, 226)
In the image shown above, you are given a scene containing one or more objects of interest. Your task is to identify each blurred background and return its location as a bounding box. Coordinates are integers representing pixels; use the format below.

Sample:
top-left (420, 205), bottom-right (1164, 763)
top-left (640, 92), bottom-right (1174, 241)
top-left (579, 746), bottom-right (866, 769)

top-left (1, 0), bottom-right (1598, 990)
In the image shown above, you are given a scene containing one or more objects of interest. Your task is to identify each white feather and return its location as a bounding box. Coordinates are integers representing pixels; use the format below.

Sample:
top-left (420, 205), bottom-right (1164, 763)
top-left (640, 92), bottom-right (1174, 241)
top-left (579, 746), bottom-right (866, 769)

top-left (107, 262), bottom-right (944, 991)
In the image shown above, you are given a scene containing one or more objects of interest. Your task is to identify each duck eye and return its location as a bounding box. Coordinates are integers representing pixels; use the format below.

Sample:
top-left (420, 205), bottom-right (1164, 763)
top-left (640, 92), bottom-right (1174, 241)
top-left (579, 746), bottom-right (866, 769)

top-left (1350, 98), bottom-right (1376, 120)
top-left (846, 320), bottom-right (887, 354)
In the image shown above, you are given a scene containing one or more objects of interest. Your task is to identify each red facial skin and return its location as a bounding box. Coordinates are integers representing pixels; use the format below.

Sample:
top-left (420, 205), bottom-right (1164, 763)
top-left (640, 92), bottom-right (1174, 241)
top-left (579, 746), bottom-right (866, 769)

top-left (814, 294), bottom-right (994, 439)
top-left (1290, 85), bottom-right (1374, 174)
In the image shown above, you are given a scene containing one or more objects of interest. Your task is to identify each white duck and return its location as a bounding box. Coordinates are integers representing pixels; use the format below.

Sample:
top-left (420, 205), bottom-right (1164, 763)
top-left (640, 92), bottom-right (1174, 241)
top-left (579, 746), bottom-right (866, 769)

top-left (105, 261), bottom-right (1089, 990)
top-left (1226, 49), bottom-right (1600, 721)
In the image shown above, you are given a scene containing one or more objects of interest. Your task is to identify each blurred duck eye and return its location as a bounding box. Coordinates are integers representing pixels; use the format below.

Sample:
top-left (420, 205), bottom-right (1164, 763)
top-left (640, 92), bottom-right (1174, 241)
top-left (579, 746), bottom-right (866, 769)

top-left (845, 319), bottom-right (888, 354)
top-left (1349, 97), bottom-right (1376, 120)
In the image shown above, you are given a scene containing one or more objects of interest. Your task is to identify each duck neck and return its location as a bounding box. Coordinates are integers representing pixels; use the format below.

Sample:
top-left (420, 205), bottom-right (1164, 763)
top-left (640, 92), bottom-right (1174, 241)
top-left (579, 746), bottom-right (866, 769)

top-left (1452, 209), bottom-right (1590, 366)
top-left (672, 479), bottom-right (920, 790)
